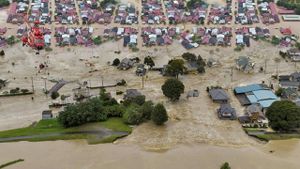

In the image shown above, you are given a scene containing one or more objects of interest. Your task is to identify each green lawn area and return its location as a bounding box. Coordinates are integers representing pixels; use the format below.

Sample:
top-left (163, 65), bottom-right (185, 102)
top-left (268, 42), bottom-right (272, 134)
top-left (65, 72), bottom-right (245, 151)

top-left (0, 118), bottom-right (132, 144)
top-left (99, 118), bottom-right (132, 132)
top-left (244, 128), bottom-right (300, 141)
top-left (255, 133), bottom-right (300, 141)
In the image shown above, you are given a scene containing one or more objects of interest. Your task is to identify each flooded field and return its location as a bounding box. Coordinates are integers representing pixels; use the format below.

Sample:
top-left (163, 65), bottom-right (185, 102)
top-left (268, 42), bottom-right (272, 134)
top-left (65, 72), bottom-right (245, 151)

top-left (1, 139), bottom-right (300, 169)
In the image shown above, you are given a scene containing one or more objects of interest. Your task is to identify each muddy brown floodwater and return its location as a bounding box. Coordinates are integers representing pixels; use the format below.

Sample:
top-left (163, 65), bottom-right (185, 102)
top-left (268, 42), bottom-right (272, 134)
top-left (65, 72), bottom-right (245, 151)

top-left (0, 139), bottom-right (300, 169)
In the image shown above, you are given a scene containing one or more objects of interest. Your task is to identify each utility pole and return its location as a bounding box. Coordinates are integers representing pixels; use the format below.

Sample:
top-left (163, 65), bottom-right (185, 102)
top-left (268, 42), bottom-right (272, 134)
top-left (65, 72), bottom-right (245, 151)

top-left (230, 67), bottom-right (233, 82)
top-left (141, 75), bottom-right (145, 89)
top-left (31, 77), bottom-right (34, 93)
top-left (44, 78), bottom-right (47, 93)
top-left (101, 76), bottom-right (104, 87)
top-left (264, 59), bottom-right (267, 74)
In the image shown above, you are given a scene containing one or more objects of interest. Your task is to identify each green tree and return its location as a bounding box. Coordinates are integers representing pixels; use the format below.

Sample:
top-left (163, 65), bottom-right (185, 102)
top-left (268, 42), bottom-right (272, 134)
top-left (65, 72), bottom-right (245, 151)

top-left (220, 162), bottom-right (231, 169)
top-left (93, 36), bottom-right (102, 45)
top-left (165, 59), bottom-right (185, 79)
top-left (139, 101), bottom-right (154, 120)
top-left (112, 58), bottom-right (120, 66)
top-left (51, 91), bottom-right (60, 100)
top-left (144, 56), bottom-right (155, 68)
top-left (151, 103), bottom-right (168, 125)
top-left (182, 52), bottom-right (197, 61)
top-left (161, 78), bottom-right (185, 101)
top-left (123, 104), bottom-right (143, 125)
top-left (123, 95), bottom-right (146, 106)
top-left (266, 100), bottom-right (300, 131)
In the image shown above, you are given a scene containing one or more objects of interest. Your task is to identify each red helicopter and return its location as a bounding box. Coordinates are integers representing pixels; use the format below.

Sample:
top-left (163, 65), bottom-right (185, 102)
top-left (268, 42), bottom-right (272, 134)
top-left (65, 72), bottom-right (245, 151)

top-left (22, 20), bottom-right (45, 53)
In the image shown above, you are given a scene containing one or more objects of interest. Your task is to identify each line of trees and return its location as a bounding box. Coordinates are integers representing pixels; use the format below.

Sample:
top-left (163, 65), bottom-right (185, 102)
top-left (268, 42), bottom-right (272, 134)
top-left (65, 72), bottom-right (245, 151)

top-left (58, 89), bottom-right (168, 127)
top-left (277, 0), bottom-right (300, 14)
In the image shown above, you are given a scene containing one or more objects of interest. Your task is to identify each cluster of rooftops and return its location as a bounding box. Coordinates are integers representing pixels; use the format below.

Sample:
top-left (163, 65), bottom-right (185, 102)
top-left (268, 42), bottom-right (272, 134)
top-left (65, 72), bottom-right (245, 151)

top-left (208, 83), bottom-right (280, 124)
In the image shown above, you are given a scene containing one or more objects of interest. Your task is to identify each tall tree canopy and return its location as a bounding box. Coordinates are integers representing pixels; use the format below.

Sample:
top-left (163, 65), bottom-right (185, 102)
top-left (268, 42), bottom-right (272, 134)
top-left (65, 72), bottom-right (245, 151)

top-left (266, 100), bottom-right (300, 131)
top-left (161, 78), bottom-right (185, 101)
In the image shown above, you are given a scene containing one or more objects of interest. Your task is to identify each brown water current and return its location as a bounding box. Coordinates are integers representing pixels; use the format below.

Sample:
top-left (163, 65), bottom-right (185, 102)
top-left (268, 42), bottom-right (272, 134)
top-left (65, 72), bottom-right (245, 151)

top-left (0, 139), bottom-right (300, 169)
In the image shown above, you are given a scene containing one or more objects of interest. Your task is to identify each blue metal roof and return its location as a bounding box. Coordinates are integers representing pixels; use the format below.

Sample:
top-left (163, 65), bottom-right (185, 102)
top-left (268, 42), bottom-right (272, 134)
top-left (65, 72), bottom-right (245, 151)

top-left (234, 84), bottom-right (264, 94)
top-left (259, 100), bottom-right (277, 108)
top-left (252, 90), bottom-right (278, 101)
top-left (247, 94), bottom-right (258, 104)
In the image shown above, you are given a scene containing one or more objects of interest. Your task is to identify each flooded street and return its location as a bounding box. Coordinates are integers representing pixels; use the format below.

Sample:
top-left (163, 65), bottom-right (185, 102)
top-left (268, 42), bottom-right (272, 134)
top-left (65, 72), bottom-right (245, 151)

top-left (0, 140), bottom-right (300, 169)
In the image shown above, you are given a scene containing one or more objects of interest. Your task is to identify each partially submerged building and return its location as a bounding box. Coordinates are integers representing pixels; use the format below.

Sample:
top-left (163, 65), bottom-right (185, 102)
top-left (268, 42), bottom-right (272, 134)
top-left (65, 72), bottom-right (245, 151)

top-left (217, 103), bottom-right (237, 120)
top-left (209, 88), bottom-right (229, 103)
top-left (234, 84), bottom-right (279, 110)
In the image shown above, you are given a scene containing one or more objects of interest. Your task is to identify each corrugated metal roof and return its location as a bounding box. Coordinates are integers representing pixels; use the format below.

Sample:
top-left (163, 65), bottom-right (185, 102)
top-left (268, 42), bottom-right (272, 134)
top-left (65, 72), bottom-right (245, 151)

top-left (252, 90), bottom-right (278, 101)
top-left (247, 94), bottom-right (258, 104)
top-left (234, 84), bottom-right (263, 94)
top-left (259, 100), bottom-right (277, 108)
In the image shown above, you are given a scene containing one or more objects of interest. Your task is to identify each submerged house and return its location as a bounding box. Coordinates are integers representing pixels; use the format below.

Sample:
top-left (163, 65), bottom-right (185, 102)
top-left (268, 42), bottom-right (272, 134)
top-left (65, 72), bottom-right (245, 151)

top-left (235, 56), bottom-right (255, 73)
top-left (217, 103), bottom-right (237, 120)
top-left (209, 88), bottom-right (229, 103)
top-left (234, 84), bottom-right (279, 110)
top-left (279, 72), bottom-right (300, 90)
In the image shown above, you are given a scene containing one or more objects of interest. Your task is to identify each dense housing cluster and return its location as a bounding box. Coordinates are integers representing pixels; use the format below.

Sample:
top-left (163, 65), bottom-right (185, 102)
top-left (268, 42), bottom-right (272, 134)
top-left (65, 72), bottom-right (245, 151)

top-left (114, 3), bottom-right (138, 25)
top-left (28, 0), bottom-right (51, 24)
top-left (54, 27), bottom-right (94, 46)
top-left (103, 27), bottom-right (138, 47)
top-left (183, 26), bottom-right (232, 49)
top-left (164, 0), bottom-right (185, 24)
top-left (207, 2), bottom-right (232, 25)
top-left (7, 0), bottom-right (29, 24)
top-left (141, 0), bottom-right (166, 24)
top-left (141, 27), bottom-right (179, 46)
top-left (235, 0), bottom-right (259, 24)
top-left (235, 27), bottom-right (270, 47)
top-left (55, 0), bottom-right (79, 24)
top-left (257, 1), bottom-right (280, 24)
top-left (78, 0), bottom-right (112, 24)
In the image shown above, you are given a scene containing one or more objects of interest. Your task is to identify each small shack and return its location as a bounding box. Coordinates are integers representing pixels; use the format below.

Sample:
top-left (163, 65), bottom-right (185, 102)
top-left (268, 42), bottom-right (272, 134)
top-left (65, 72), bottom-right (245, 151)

top-left (42, 110), bottom-right (53, 120)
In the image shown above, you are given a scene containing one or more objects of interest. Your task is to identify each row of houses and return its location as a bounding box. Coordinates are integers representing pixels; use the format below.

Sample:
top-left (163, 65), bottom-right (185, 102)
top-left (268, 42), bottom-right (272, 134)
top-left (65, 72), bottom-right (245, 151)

top-left (78, 0), bottom-right (110, 24)
top-left (180, 26), bottom-right (232, 49)
top-left (164, 0), bottom-right (208, 25)
top-left (102, 27), bottom-right (138, 47)
top-left (207, 2), bottom-right (232, 25)
top-left (29, 0), bottom-right (51, 24)
top-left (7, 0), bottom-right (29, 24)
top-left (235, 27), bottom-right (270, 47)
top-left (114, 3), bottom-right (138, 25)
top-left (164, 0), bottom-right (185, 24)
top-left (141, 27), bottom-right (179, 46)
top-left (257, 1), bottom-right (280, 24)
top-left (141, 0), bottom-right (166, 24)
top-left (235, 0), bottom-right (259, 25)
top-left (55, 0), bottom-right (79, 24)
top-left (54, 27), bottom-right (93, 46)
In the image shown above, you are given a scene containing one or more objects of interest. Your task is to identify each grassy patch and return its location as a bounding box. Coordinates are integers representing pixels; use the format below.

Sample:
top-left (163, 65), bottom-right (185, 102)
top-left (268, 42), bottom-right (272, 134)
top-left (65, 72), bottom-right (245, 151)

top-left (0, 118), bottom-right (132, 143)
top-left (0, 159), bottom-right (24, 169)
top-left (255, 133), bottom-right (300, 141)
top-left (99, 118), bottom-right (132, 133)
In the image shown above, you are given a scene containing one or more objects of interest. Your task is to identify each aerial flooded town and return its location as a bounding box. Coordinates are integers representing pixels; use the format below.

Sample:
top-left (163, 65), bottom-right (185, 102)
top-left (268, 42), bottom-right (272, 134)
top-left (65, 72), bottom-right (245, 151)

top-left (0, 0), bottom-right (300, 168)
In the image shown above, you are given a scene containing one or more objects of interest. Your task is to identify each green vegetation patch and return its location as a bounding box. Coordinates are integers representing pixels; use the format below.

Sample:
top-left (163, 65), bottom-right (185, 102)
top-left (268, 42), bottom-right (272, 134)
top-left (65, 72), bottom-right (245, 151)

top-left (0, 118), bottom-right (132, 144)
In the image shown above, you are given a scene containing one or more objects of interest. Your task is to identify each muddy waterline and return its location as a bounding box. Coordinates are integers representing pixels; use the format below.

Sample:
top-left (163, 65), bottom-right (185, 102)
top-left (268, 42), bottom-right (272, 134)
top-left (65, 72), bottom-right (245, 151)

top-left (0, 139), bottom-right (300, 169)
